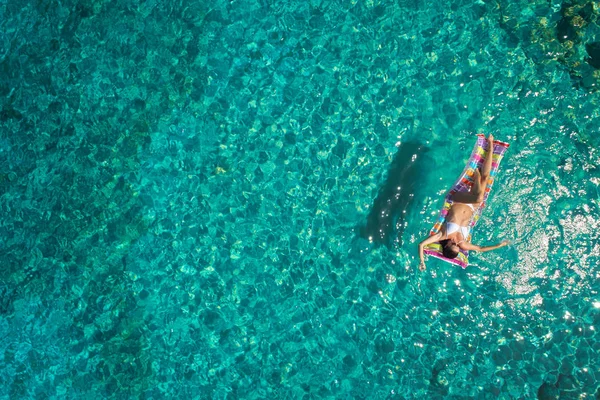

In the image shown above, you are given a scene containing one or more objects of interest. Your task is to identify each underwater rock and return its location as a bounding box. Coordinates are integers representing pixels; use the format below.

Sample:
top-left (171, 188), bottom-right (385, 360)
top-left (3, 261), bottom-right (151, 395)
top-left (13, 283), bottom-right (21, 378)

top-left (557, 1), bottom-right (594, 43)
top-left (557, 16), bottom-right (577, 43)
top-left (374, 334), bottom-right (395, 354)
top-left (498, 0), bottom-right (600, 89)
top-left (585, 42), bottom-right (600, 68)
top-left (492, 345), bottom-right (512, 366)
top-left (537, 382), bottom-right (559, 400)
top-left (579, 2), bottom-right (595, 22)
top-left (0, 107), bottom-right (23, 121)
top-left (429, 358), bottom-right (450, 395)
top-left (342, 354), bottom-right (357, 371)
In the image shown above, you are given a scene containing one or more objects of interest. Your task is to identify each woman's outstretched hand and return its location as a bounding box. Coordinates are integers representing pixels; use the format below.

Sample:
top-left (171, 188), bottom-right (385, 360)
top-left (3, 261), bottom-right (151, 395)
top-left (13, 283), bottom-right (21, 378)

top-left (419, 261), bottom-right (426, 272)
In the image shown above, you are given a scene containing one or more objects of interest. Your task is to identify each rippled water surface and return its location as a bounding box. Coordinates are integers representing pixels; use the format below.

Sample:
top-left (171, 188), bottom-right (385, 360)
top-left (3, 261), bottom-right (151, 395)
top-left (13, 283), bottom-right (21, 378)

top-left (1, 0), bottom-right (600, 398)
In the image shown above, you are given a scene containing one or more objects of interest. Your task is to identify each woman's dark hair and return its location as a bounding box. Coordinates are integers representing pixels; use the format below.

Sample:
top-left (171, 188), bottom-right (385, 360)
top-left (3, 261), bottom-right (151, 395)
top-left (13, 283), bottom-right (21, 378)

top-left (439, 239), bottom-right (460, 259)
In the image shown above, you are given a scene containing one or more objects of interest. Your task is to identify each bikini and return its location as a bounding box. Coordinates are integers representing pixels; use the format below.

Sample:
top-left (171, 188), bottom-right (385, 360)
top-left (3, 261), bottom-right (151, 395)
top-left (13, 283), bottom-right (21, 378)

top-left (445, 222), bottom-right (470, 244)
top-left (445, 203), bottom-right (476, 244)
top-left (462, 203), bottom-right (476, 212)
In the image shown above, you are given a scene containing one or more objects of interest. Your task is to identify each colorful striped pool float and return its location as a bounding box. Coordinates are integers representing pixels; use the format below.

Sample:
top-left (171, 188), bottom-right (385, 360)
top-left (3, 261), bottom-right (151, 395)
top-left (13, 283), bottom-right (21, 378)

top-left (424, 134), bottom-right (510, 268)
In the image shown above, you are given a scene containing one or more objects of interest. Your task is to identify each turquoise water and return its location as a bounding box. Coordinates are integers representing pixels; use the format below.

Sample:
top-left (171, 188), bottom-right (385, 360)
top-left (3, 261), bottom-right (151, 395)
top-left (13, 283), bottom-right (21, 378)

top-left (1, 0), bottom-right (600, 398)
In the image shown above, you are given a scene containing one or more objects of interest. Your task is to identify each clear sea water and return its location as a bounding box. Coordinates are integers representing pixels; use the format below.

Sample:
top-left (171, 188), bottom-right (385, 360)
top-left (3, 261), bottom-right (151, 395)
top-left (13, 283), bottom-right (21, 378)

top-left (1, 0), bottom-right (600, 398)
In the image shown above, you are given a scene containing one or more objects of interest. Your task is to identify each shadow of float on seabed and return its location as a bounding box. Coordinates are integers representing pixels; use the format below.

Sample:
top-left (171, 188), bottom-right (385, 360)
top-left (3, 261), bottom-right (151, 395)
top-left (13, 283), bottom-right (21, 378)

top-left (359, 141), bottom-right (429, 248)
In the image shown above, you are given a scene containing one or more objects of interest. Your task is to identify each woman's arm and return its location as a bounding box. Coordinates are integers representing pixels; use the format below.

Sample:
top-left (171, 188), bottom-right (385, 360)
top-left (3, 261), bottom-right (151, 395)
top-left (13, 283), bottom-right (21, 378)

top-left (460, 240), bottom-right (510, 252)
top-left (418, 232), bottom-right (443, 271)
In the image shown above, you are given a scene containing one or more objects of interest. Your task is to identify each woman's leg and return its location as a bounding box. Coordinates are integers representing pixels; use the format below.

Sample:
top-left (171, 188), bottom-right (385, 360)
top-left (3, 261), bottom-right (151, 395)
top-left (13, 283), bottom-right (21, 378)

top-left (480, 135), bottom-right (494, 183)
top-left (451, 169), bottom-right (485, 203)
top-left (450, 135), bottom-right (494, 204)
